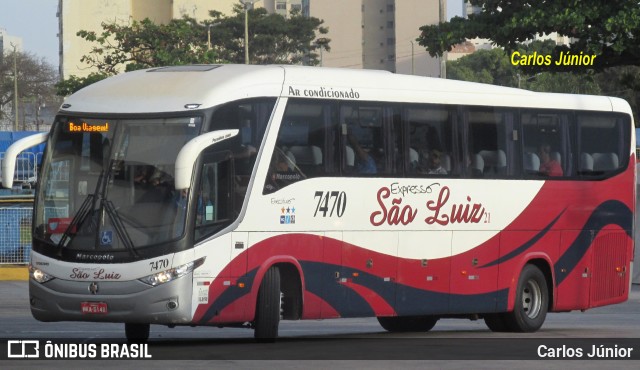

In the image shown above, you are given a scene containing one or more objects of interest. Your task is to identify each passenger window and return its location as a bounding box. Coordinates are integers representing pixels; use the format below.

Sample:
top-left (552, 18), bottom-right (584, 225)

top-left (264, 100), bottom-right (333, 194)
top-left (209, 98), bottom-right (275, 201)
top-left (577, 114), bottom-right (629, 177)
top-left (467, 109), bottom-right (512, 178)
top-left (208, 98), bottom-right (275, 177)
top-left (406, 106), bottom-right (456, 176)
top-left (521, 112), bottom-right (570, 178)
top-left (341, 104), bottom-right (388, 176)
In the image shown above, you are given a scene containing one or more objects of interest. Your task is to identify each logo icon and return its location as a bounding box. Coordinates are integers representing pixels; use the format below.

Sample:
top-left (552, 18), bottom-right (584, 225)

top-left (279, 205), bottom-right (296, 224)
top-left (7, 340), bottom-right (39, 358)
top-left (89, 282), bottom-right (99, 295)
top-left (100, 231), bottom-right (113, 246)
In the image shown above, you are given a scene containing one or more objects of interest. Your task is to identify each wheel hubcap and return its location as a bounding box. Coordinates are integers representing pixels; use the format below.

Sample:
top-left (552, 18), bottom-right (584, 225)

top-left (522, 278), bottom-right (542, 319)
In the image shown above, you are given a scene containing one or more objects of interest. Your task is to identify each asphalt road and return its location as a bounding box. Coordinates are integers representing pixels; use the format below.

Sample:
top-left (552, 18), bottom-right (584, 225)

top-left (1, 281), bottom-right (639, 369)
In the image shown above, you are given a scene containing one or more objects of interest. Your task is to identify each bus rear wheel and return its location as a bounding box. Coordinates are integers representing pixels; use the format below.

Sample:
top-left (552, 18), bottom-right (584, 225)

top-left (125, 323), bottom-right (150, 343)
top-left (377, 315), bottom-right (438, 332)
top-left (504, 264), bottom-right (548, 332)
top-left (254, 266), bottom-right (281, 342)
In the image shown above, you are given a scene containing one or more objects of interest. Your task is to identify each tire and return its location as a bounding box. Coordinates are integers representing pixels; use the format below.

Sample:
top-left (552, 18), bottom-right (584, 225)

top-left (504, 264), bottom-right (548, 332)
top-left (377, 315), bottom-right (438, 332)
top-left (254, 266), bottom-right (281, 342)
top-left (125, 323), bottom-right (150, 343)
top-left (483, 313), bottom-right (509, 332)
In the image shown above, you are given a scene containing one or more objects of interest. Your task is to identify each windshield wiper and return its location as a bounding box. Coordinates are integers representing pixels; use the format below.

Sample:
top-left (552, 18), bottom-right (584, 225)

top-left (97, 159), bottom-right (139, 258)
top-left (57, 170), bottom-right (105, 248)
top-left (55, 158), bottom-right (137, 259)
top-left (103, 199), bottom-right (139, 258)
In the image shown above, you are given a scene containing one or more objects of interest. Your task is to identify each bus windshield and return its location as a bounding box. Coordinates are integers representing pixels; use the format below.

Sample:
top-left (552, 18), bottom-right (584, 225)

top-left (34, 116), bottom-right (202, 255)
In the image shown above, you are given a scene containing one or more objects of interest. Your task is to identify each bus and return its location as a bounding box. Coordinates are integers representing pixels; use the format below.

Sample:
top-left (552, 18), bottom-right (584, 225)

top-left (2, 64), bottom-right (635, 342)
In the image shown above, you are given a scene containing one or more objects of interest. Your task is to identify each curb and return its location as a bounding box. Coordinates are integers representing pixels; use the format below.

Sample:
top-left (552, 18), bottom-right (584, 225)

top-left (0, 266), bottom-right (29, 281)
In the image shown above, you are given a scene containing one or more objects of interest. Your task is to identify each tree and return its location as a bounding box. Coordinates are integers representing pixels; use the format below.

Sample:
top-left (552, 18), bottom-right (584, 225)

top-left (58, 6), bottom-right (331, 96)
top-left (526, 72), bottom-right (601, 95)
top-left (418, 1), bottom-right (640, 71)
top-left (595, 66), bottom-right (640, 120)
top-left (447, 40), bottom-right (601, 94)
top-left (75, 16), bottom-right (217, 75)
top-left (0, 51), bottom-right (58, 128)
top-left (55, 72), bottom-right (112, 97)
top-left (448, 48), bottom-right (516, 86)
top-left (210, 6), bottom-right (330, 65)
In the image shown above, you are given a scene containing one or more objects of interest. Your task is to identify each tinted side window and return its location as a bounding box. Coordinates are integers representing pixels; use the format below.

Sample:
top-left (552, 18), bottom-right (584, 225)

top-left (467, 109), bottom-right (512, 178)
top-left (264, 100), bottom-right (335, 194)
top-left (341, 104), bottom-right (391, 176)
top-left (405, 105), bottom-right (457, 177)
top-left (577, 114), bottom-right (630, 178)
top-left (208, 98), bottom-right (276, 201)
top-left (521, 111), bottom-right (571, 178)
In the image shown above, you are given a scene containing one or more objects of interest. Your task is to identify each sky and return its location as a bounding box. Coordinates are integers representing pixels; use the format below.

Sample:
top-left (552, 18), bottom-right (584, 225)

top-left (0, 0), bottom-right (464, 70)
top-left (0, 0), bottom-right (59, 66)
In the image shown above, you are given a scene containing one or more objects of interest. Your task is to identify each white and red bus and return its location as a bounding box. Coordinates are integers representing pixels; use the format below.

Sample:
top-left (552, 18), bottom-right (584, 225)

top-left (2, 65), bottom-right (635, 341)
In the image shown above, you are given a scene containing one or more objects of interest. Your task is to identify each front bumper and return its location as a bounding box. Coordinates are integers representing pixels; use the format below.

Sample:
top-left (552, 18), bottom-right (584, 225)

top-left (29, 272), bottom-right (193, 324)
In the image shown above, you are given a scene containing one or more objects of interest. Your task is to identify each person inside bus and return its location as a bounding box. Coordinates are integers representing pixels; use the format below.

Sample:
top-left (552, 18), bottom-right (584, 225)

top-left (264, 149), bottom-right (304, 192)
top-left (347, 133), bottom-right (377, 174)
top-left (427, 149), bottom-right (448, 175)
top-left (416, 149), bottom-right (447, 175)
top-left (538, 143), bottom-right (563, 176)
top-left (136, 167), bottom-right (174, 204)
top-left (134, 165), bottom-right (154, 187)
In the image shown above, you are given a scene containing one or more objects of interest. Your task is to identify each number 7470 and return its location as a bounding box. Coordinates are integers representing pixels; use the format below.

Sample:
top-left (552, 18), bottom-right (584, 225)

top-left (313, 191), bottom-right (347, 217)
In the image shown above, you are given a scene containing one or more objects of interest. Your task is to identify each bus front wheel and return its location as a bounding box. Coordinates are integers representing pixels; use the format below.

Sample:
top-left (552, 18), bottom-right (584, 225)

top-left (254, 266), bottom-right (281, 342)
top-left (377, 315), bottom-right (438, 332)
top-left (505, 264), bottom-right (548, 332)
top-left (125, 323), bottom-right (150, 343)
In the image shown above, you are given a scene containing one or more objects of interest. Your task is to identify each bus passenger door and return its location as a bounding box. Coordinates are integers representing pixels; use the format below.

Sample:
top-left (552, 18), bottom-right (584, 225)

top-left (316, 231), bottom-right (342, 319)
top-left (229, 232), bottom-right (248, 278)
top-left (340, 232), bottom-right (397, 318)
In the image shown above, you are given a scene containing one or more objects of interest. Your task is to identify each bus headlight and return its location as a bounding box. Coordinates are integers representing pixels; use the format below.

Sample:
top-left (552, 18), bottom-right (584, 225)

top-left (139, 257), bottom-right (205, 287)
top-left (29, 265), bottom-right (55, 284)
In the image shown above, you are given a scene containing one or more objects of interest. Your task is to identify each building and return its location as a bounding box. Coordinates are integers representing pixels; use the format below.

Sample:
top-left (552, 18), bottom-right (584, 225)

top-left (390, 0), bottom-right (441, 76)
top-left (0, 28), bottom-right (23, 63)
top-left (447, 41), bottom-right (476, 62)
top-left (463, 1), bottom-right (481, 18)
top-left (58, 0), bottom-right (443, 79)
top-left (58, 0), bottom-right (241, 79)
top-left (256, 0), bottom-right (444, 75)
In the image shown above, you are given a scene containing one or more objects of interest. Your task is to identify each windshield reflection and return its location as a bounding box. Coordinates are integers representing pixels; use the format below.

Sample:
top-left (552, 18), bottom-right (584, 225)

top-left (35, 116), bottom-right (202, 252)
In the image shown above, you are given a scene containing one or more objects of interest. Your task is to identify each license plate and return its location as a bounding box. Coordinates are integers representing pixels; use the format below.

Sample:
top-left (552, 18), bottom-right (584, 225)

top-left (81, 302), bottom-right (108, 314)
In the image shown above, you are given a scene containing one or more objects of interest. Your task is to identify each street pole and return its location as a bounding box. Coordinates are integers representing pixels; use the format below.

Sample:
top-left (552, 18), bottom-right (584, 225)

top-left (410, 41), bottom-right (415, 75)
top-left (439, 0), bottom-right (447, 79)
top-left (240, 0), bottom-right (259, 64)
top-left (36, 97), bottom-right (43, 132)
top-left (11, 43), bottom-right (18, 131)
top-left (244, 5), bottom-right (249, 64)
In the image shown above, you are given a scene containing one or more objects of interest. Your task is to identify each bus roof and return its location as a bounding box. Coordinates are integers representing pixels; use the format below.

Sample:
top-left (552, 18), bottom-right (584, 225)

top-left (60, 64), bottom-right (631, 116)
